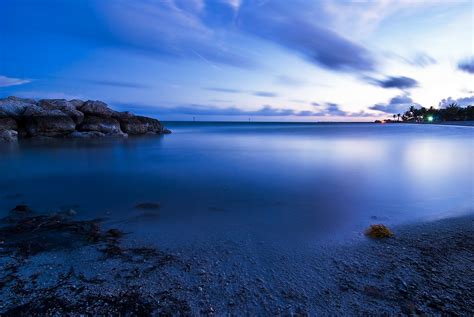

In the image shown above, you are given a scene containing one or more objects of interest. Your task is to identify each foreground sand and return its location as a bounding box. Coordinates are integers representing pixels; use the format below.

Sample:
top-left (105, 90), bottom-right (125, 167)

top-left (0, 209), bottom-right (472, 315)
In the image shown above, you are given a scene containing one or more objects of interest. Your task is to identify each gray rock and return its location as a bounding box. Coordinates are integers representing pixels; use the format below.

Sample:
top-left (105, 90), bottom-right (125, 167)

top-left (119, 116), bottom-right (149, 135)
top-left (0, 96), bottom-right (36, 117)
top-left (0, 129), bottom-right (18, 142)
top-left (78, 116), bottom-right (126, 135)
top-left (69, 99), bottom-right (85, 109)
top-left (68, 131), bottom-right (106, 138)
top-left (39, 99), bottom-right (84, 125)
top-left (79, 100), bottom-right (115, 118)
top-left (23, 105), bottom-right (76, 137)
top-left (135, 116), bottom-right (165, 134)
top-left (0, 117), bottom-right (18, 131)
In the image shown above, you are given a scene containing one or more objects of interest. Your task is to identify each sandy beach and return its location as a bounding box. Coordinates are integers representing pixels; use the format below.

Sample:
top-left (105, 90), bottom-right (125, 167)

top-left (1, 207), bottom-right (472, 315)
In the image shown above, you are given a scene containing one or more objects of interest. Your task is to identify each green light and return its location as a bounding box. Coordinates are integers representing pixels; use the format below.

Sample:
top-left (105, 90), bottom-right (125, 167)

top-left (428, 116), bottom-right (434, 122)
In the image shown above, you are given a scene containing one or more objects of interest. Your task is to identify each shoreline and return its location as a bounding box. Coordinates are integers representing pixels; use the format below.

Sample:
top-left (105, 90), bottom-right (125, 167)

top-left (1, 208), bottom-right (472, 315)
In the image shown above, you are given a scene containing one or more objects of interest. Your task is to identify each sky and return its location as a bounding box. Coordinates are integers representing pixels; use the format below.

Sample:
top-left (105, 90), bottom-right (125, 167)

top-left (0, 0), bottom-right (473, 121)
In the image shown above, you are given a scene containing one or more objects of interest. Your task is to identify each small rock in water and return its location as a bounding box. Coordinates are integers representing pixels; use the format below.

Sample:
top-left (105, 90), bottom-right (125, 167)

top-left (106, 228), bottom-right (124, 238)
top-left (11, 204), bottom-right (32, 214)
top-left (134, 202), bottom-right (161, 210)
top-left (364, 224), bottom-right (394, 239)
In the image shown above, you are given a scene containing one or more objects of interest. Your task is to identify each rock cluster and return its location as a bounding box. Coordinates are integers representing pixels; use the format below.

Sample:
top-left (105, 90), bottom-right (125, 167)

top-left (0, 96), bottom-right (170, 142)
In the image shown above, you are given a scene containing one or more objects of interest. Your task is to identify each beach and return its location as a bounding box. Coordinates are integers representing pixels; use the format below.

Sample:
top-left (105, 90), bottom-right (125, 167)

top-left (0, 209), bottom-right (472, 315)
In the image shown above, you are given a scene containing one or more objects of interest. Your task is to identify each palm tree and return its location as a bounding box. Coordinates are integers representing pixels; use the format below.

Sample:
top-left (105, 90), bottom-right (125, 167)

top-left (397, 113), bottom-right (401, 121)
top-left (393, 114), bottom-right (396, 121)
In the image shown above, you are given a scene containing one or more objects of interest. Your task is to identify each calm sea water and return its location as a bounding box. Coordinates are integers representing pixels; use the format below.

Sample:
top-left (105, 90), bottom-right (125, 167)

top-left (0, 123), bottom-right (473, 245)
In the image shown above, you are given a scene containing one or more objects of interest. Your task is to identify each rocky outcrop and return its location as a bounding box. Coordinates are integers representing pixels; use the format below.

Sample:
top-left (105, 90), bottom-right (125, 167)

top-left (0, 96), bottom-right (170, 142)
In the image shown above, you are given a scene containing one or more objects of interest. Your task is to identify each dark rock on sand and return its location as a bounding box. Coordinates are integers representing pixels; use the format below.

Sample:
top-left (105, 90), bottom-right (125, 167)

top-left (11, 204), bottom-right (32, 214)
top-left (134, 202), bottom-right (161, 210)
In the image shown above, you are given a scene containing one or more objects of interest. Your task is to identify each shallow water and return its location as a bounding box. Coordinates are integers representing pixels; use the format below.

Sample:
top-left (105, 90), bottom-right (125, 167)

top-left (0, 123), bottom-right (473, 246)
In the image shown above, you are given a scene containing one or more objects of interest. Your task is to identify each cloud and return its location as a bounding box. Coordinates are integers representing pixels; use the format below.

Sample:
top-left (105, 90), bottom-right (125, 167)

top-left (458, 57), bottom-right (474, 74)
top-left (237, 1), bottom-right (375, 72)
top-left (252, 91), bottom-right (278, 97)
top-left (439, 96), bottom-right (474, 107)
top-left (274, 75), bottom-right (307, 87)
top-left (205, 87), bottom-right (242, 93)
top-left (325, 103), bottom-right (346, 116)
top-left (1, 0), bottom-right (255, 69)
top-left (408, 53), bottom-right (437, 67)
top-left (369, 76), bottom-right (419, 89)
top-left (369, 94), bottom-right (420, 114)
top-left (114, 102), bottom-right (372, 118)
top-left (82, 79), bottom-right (151, 89)
top-left (205, 87), bottom-right (277, 97)
top-left (0, 75), bottom-right (31, 87)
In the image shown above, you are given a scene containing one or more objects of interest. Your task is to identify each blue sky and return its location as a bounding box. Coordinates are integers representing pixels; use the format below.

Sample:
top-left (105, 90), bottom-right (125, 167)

top-left (0, 0), bottom-right (473, 121)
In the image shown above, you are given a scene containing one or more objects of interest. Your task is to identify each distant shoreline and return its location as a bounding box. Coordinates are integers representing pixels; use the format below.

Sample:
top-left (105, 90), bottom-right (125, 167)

top-left (162, 120), bottom-right (474, 127)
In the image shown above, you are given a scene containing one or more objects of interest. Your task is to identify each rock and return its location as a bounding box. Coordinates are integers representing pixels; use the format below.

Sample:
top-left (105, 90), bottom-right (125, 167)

top-left (0, 96), bottom-right (36, 117)
top-left (39, 99), bottom-right (84, 125)
top-left (0, 96), bottom-right (170, 140)
top-left (0, 129), bottom-right (18, 142)
top-left (118, 115), bottom-right (167, 135)
top-left (135, 116), bottom-right (165, 134)
top-left (119, 116), bottom-right (149, 135)
top-left (69, 99), bottom-right (85, 109)
top-left (106, 229), bottom-right (124, 238)
top-left (134, 202), bottom-right (161, 210)
top-left (79, 100), bottom-right (115, 118)
top-left (365, 224), bottom-right (394, 239)
top-left (68, 131), bottom-right (106, 138)
top-left (0, 117), bottom-right (18, 131)
top-left (11, 204), bottom-right (32, 213)
top-left (78, 116), bottom-right (126, 136)
top-left (23, 106), bottom-right (76, 137)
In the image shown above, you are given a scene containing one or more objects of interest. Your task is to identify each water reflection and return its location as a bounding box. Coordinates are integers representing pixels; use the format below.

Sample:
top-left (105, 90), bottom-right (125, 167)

top-left (0, 123), bottom-right (472, 245)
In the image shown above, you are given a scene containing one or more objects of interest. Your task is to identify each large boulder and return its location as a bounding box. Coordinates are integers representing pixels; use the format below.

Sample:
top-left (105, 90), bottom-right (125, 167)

top-left (0, 96), bottom-right (36, 117)
top-left (78, 116), bottom-right (125, 136)
top-left (119, 116), bottom-right (149, 135)
top-left (0, 129), bottom-right (18, 142)
top-left (136, 116), bottom-right (165, 134)
top-left (23, 105), bottom-right (76, 137)
top-left (39, 99), bottom-right (84, 125)
top-left (79, 100), bottom-right (115, 118)
top-left (118, 115), bottom-right (168, 135)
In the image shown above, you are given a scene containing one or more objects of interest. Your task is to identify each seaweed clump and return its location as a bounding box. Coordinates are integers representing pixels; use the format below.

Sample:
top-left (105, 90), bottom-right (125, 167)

top-left (365, 224), bottom-right (394, 239)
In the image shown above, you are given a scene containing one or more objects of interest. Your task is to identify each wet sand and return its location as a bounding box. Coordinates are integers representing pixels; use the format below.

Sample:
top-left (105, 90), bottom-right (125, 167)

top-left (0, 209), bottom-right (472, 315)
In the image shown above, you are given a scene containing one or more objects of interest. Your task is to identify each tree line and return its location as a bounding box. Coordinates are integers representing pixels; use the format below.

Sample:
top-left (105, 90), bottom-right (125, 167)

top-left (378, 103), bottom-right (474, 123)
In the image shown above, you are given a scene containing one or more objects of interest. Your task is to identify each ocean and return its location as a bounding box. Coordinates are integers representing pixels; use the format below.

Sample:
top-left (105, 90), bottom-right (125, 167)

top-left (1, 122), bottom-right (473, 246)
